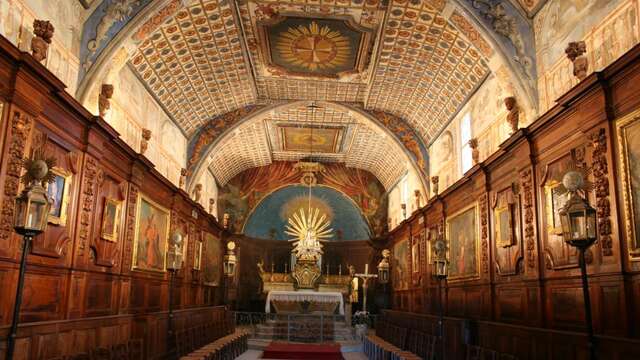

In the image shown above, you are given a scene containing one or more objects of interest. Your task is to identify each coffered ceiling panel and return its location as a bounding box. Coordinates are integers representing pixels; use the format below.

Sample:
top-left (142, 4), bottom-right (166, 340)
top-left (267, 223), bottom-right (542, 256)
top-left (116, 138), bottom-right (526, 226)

top-left (130, 0), bottom-right (256, 135)
top-left (206, 103), bottom-right (411, 189)
top-left (364, 0), bottom-right (491, 143)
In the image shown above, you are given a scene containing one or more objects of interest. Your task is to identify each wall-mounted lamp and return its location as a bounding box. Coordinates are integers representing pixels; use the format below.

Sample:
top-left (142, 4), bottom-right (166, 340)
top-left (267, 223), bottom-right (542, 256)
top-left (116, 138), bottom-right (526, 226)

top-left (377, 249), bottom-right (391, 284)
top-left (223, 241), bottom-right (237, 277)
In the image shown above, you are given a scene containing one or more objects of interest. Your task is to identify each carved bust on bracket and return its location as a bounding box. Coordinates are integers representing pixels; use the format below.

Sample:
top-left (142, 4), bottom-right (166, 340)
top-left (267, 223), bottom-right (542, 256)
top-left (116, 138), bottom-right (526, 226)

top-left (31, 20), bottom-right (54, 62)
top-left (98, 84), bottom-right (114, 118)
top-left (565, 41), bottom-right (588, 81)
top-left (504, 96), bottom-right (519, 135)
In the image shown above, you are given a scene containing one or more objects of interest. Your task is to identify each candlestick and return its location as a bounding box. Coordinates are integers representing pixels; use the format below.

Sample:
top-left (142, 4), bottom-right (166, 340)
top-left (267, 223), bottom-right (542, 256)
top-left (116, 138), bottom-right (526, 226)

top-left (271, 262), bottom-right (274, 273)
top-left (284, 263), bottom-right (288, 273)
top-left (338, 264), bottom-right (342, 276)
top-left (326, 263), bottom-right (329, 275)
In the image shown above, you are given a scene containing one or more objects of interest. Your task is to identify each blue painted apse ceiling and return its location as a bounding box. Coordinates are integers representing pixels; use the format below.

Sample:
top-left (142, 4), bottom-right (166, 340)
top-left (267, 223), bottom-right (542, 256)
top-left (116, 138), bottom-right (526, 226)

top-left (243, 185), bottom-right (371, 241)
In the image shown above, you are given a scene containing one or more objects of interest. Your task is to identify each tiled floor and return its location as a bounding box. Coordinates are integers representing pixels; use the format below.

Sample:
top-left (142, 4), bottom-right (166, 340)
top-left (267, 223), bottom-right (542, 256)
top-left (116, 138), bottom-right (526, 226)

top-left (235, 349), bottom-right (368, 360)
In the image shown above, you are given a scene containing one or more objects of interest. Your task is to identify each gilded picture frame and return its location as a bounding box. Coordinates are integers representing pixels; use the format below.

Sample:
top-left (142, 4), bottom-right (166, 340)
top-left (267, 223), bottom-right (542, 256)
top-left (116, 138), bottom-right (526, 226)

top-left (616, 113), bottom-right (640, 257)
top-left (495, 204), bottom-right (515, 248)
top-left (131, 194), bottom-right (170, 272)
top-left (46, 167), bottom-right (73, 226)
top-left (194, 240), bottom-right (203, 270)
top-left (100, 198), bottom-right (122, 242)
top-left (544, 180), bottom-right (566, 236)
top-left (446, 204), bottom-right (481, 282)
top-left (412, 242), bottom-right (420, 273)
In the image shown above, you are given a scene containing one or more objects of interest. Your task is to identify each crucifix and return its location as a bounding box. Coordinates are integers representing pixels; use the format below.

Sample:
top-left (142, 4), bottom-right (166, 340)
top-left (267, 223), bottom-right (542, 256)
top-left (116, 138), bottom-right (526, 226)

top-left (355, 264), bottom-right (378, 312)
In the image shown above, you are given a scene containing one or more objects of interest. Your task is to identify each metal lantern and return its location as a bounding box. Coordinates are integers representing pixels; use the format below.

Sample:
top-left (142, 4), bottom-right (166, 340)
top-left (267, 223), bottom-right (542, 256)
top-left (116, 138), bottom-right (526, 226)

top-left (166, 232), bottom-right (184, 271)
top-left (433, 238), bottom-right (448, 279)
top-left (559, 170), bottom-right (597, 249)
top-left (223, 241), bottom-right (237, 277)
top-left (377, 249), bottom-right (391, 284)
top-left (559, 193), bottom-right (597, 248)
top-left (434, 258), bottom-right (449, 279)
top-left (14, 183), bottom-right (50, 236)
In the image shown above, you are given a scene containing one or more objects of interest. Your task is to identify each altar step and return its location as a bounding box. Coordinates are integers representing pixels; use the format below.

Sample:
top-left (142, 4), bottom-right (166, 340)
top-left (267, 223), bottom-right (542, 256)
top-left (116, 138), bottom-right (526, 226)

top-left (254, 319), bottom-right (355, 342)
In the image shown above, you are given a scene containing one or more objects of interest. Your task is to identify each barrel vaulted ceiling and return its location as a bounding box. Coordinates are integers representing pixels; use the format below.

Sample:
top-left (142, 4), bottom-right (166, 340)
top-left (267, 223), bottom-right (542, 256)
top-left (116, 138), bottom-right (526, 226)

top-left (77, 0), bottom-right (539, 189)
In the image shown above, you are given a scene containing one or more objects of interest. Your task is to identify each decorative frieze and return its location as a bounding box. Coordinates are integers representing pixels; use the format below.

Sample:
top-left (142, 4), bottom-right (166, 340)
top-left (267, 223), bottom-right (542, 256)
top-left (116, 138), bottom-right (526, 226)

top-left (590, 128), bottom-right (613, 256)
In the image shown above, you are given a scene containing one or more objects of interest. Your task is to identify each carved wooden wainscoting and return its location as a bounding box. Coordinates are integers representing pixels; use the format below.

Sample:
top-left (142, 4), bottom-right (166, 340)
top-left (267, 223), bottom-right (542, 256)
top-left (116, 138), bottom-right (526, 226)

top-left (0, 36), bottom-right (230, 359)
top-left (385, 42), bottom-right (640, 346)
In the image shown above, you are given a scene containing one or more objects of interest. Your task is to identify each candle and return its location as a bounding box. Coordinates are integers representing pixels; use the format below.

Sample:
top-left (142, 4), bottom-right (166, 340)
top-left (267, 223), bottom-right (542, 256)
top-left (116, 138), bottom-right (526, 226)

top-left (284, 263), bottom-right (288, 273)
top-left (338, 264), bottom-right (342, 276)
top-left (365, 263), bottom-right (369, 274)
top-left (326, 263), bottom-right (329, 275)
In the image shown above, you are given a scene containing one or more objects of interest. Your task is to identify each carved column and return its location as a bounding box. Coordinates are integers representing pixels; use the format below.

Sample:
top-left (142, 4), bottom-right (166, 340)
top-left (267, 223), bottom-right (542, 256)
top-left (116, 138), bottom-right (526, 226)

top-left (479, 193), bottom-right (489, 274)
top-left (519, 168), bottom-right (536, 270)
top-left (590, 129), bottom-right (613, 256)
top-left (0, 112), bottom-right (33, 254)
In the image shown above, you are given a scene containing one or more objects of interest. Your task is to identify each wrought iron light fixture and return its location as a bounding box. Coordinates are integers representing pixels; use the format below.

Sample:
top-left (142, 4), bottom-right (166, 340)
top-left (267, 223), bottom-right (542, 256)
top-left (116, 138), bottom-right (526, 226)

top-left (223, 241), bottom-right (237, 277)
top-left (377, 249), bottom-right (391, 284)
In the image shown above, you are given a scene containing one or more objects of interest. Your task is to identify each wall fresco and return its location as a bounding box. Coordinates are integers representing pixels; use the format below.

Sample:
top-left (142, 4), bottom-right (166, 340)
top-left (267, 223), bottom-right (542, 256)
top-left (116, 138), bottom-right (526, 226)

top-left (218, 161), bottom-right (388, 238)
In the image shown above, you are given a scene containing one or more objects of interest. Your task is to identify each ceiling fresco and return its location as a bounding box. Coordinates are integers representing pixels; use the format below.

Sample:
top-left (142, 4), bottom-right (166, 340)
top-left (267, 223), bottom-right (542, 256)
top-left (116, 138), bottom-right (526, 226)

top-left (202, 103), bottom-right (408, 189)
top-left (260, 16), bottom-right (373, 78)
top-left (77, 0), bottom-right (539, 188)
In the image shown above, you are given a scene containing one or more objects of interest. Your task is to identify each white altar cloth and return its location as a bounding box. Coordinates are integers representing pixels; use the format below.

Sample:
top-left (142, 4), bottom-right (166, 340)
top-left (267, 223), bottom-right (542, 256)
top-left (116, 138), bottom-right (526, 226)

top-left (265, 290), bottom-right (344, 315)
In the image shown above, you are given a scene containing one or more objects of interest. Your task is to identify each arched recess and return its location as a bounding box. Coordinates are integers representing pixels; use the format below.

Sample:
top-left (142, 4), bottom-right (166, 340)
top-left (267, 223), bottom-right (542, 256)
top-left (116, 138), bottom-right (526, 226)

top-left (243, 184), bottom-right (372, 241)
top-left (186, 100), bottom-right (430, 195)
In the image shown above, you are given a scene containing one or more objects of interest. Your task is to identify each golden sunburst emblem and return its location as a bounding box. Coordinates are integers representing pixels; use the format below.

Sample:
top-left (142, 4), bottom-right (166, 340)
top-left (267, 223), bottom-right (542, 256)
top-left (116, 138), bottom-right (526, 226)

top-left (275, 21), bottom-right (352, 72)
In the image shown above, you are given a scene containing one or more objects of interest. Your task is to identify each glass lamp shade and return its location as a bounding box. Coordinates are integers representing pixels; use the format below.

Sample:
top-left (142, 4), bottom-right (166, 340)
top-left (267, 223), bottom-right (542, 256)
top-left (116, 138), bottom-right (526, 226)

top-left (223, 253), bottom-right (237, 277)
top-left (434, 258), bottom-right (448, 279)
top-left (377, 262), bottom-right (390, 284)
top-left (14, 183), bottom-right (50, 236)
top-left (559, 193), bottom-right (597, 248)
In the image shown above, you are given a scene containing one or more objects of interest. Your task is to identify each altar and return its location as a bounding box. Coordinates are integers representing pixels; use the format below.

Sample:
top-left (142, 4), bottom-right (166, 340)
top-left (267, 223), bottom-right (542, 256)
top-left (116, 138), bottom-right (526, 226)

top-left (266, 290), bottom-right (344, 315)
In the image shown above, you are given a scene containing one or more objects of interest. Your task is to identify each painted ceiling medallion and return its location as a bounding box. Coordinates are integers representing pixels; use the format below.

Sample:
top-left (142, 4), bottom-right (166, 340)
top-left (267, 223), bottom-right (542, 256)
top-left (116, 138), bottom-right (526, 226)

top-left (258, 15), bottom-right (374, 79)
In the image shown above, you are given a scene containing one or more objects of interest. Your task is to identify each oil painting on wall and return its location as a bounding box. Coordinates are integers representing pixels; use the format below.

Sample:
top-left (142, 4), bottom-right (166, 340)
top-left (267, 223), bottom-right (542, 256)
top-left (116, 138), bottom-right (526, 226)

top-left (203, 232), bottom-right (222, 286)
top-left (100, 198), bottom-right (122, 242)
top-left (447, 205), bottom-right (479, 280)
top-left (617, 114), bottom-right (640, 254)
top-left (46, 167), bottom-right (72, 226)
top-left (132, 195), bottom-right (169, 272)
top-left (218, 161), bottom-right (388, 238)
top-left (393, 239), bottom-right (409, 290)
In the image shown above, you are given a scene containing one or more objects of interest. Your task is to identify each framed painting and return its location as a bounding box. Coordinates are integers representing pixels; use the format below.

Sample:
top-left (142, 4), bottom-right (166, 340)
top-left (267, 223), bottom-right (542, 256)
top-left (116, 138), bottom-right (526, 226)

top-left (392, 239), bottom-right (409, 290)
top-left (427, 226), bottom-right (438, 265)
top-left (194, 240), bottom-right (203, 270)
top-left (446, 204), bottom-right (480, 281)
top-left (617, 114), bottom-right (640, 257)
top-left (544, 180), bottom-right (567, 235)
top-left (203, 232), bottom-right (222, 286)
top-left (412, 242), bottom-right (420, 273)
top-left (132, 194), bottom-right (170, 272)
top-left (46, 167), bottom-right (72, 226)
top-left (495, 204), bottom-right (515, 248)
top-left (100, 198), bottom-right (122, 242)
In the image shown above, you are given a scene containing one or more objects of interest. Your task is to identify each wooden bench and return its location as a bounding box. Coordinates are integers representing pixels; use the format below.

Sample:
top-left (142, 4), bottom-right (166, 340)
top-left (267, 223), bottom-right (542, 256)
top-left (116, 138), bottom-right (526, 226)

top-left (363, 334), bottom-right (422, 360)
top-left (179, 329), bottom-right (250, 360)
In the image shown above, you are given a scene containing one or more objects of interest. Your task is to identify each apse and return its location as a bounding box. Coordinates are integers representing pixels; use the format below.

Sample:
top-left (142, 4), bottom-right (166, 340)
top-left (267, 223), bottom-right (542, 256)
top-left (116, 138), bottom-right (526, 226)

top-left (243, 185), bottom-right (371, 241)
